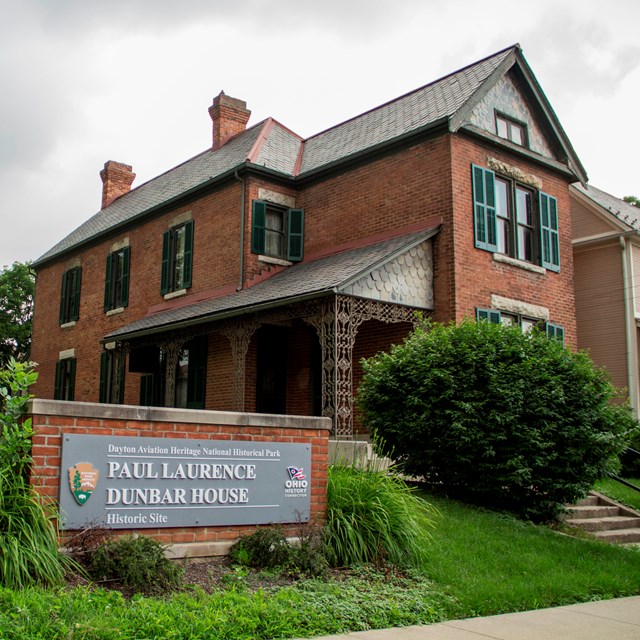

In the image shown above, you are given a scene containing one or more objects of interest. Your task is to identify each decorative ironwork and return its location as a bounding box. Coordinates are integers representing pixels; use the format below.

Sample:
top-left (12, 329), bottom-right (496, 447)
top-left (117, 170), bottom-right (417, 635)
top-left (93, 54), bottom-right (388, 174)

top-left (160, 338), bottom-right (185, 407)
top-left (333, 295), bottom-right (422, 438)
top-left (112, 344), bottom-right (130, 405)
top-left (303, 298), bottom-right (336, 425)
top-left (220, 319), bottom-right (260, 411)
top-left (111, 294), bottom-right (423, 438)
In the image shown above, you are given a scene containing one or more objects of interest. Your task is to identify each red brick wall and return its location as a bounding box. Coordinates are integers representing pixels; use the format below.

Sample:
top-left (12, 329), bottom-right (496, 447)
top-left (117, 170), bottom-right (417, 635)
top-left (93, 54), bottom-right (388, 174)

top-left (31, 128), bottom-right (578, 413)
top-left (450, 135), bottom-right (577, 345)
top-left (28, 401), bottom-right (329, 547)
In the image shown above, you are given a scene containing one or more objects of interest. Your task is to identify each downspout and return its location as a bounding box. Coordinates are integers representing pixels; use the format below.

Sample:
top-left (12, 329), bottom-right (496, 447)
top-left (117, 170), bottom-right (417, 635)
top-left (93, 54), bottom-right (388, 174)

top-left (620, 235), bottom-right (639, 417)
top-left (235, 171), bottom-right (246, 291)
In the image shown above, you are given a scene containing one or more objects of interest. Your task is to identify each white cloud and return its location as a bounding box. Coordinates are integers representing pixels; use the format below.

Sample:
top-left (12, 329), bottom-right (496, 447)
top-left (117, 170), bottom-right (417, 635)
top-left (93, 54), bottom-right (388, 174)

top-left (1, 0), bottom-right (639, 266)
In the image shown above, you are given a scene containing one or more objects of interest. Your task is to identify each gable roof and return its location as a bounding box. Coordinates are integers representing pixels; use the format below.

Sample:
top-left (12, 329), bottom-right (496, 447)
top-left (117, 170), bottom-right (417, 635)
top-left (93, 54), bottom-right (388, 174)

top-left (104, 226), bottom-right (438, 342)
top-left (571, 183), bottom-right (640, 232)
top-left (34, 44), bottom-right (585, 267)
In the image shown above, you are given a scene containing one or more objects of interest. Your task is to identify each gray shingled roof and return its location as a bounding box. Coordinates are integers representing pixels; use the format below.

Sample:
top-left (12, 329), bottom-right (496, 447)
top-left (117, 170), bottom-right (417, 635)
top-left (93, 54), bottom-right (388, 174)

top-left (105, 227), bottom-right (438, 341)
top-left (572, 183), bottom-right (640, 231)
top-left (35, 47), bottom-right (516, 266)
top-left (35, 123), bottom-right (268, 265)
top-left (299, 47), bottom-right (512, 174)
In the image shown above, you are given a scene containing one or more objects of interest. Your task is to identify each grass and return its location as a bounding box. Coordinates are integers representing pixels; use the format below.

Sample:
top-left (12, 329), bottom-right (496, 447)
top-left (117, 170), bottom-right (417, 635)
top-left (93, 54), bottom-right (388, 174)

top-left (594, 477), bottom-right (640, 511)
top-left (1, 493), bottom-right (640, 639)
top-left (422, 493), bottom-right (640, 618)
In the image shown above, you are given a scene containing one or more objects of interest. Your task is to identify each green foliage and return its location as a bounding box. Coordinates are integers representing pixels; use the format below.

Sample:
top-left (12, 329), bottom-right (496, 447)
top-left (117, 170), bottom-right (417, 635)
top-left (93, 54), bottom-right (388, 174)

top-left (423, 491), bottom-right (640, 617)
top-left (620, 438), bottom-right (640, 476)
top-left (358, 319), bottom-right (639, 522)
top-left (0, 360), bottom-right (74, 588)
top-left (229, 525), bottom-right (328, 577)
top-left (229, 527), bottom-right (291, 569)
top-left (0, 571), bottom-right (447, 639)
top-left (89, 534), bottom-right (183, 594)
top-left (0, 262), bottom-right (34, 368)
top-left (324, 463), bottom-right (437, 568)
top-left (3, 496), bottom-right (640, 638)
top-left (623, 195), bottom-right (640, 209)
top-left (594, 477), bottom-right (640, 511)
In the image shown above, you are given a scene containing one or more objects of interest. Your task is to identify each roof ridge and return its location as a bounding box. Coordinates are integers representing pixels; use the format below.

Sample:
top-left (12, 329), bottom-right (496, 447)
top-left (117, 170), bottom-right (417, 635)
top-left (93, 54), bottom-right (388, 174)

top-left (303, 44), bottom-right (519, 143)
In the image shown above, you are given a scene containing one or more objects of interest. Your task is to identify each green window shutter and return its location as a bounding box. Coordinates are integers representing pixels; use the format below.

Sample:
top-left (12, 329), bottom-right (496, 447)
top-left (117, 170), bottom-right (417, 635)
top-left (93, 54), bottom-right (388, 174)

top-left (54, 360), bottom-right (62, 400)
top-left (120, 247), bottom-right (130, 307)
top-left (546, 322), bottom-right (565, 344)
top-left (472, 165), bottom-right (498, 252)
top-left (68, 359), bottom-right (76, 401)
top-left (539, 193), bottom-right (560, 272)
top-left (476, 308), bottom-right (501, 324)
top-left (99, 352), bottom-right (108, 403)
top-left (251, 200), bottom-right (267, 254)
top-left (104, 254), bottom-right (113, 312)
top-left (286, 209), bottom-right (304, 262)
top-left (59, 272), bottom-right (68, 324)
top-left (160, 230), bottom-right (171, 295)
top-left (182, 221), bottom-right (194, 289)
top-left (118, 353), bottom-right (126, 403)
top-left (71, 267), bottom-right (82, 322)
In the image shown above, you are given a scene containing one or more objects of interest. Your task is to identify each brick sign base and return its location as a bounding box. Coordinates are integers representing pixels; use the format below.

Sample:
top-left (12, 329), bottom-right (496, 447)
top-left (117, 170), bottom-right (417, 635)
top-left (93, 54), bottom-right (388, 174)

top-left (28, 400), bottom-right (330, 555)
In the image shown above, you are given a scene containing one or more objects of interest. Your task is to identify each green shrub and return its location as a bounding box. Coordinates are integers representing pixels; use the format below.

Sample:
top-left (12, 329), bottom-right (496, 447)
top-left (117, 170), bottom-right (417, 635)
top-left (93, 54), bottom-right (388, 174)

top-left (230, 525), bottom-right (329, 577)
top-left (358, 319), bottom-right (639, 522)
top-left (0, 359), bottom-right (75, 588)
top-left (89, 534), bottom-right (183, 594)
top-left (324, 463), bottom-right (437, 568)
top-left (229, 527), bottom-right (292, 569)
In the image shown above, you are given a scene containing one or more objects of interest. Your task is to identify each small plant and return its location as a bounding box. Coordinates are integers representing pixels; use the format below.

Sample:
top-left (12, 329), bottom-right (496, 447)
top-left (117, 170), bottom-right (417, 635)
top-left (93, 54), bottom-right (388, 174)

top-left (290, 524), bottom-right (329, 577)
top-left (89, 534), bottom-right (183, 594)
top-left (229, 524), bottom-right (329, 577)
top-left (324, 463), bottom-right (437, 568)
top-left (229, 527), bottom-right (292, 569)
top-left (0, 359), bottom-right (76, 588)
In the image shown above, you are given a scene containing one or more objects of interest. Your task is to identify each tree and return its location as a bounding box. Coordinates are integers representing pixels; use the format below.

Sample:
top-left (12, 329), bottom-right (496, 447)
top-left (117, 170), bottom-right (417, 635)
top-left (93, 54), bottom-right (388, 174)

top-left (0, 262), bottom-right (34, 368)
top-left (358, 319), bottom-right (638, 522)
top-left (623, 195), bottom-right (640, 208)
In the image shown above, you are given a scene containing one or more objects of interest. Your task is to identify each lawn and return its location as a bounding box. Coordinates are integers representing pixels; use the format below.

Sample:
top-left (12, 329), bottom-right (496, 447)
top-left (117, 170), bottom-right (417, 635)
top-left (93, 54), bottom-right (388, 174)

top-left (1, 493), bottom-right (639, 639)
top-left (594, 477), bottom-right (640, 511)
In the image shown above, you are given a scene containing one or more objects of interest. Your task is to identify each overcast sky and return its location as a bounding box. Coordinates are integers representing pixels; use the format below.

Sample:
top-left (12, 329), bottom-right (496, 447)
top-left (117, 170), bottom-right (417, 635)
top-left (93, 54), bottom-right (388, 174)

top-left (1, 0), bottom-right (639, 267)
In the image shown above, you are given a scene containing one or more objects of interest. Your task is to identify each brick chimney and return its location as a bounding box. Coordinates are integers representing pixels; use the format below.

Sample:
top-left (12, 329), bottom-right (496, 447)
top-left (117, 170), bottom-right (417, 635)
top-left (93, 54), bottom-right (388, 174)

top-left (208, 91), bottom-right (251, 150)
top-left (100, 161), bottom-right (135, 209)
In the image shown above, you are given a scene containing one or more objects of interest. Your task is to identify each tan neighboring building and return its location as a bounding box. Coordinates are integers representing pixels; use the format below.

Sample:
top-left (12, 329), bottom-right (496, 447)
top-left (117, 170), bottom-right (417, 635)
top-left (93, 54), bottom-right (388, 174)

top-left (571, 183), bottom-right (640, 415)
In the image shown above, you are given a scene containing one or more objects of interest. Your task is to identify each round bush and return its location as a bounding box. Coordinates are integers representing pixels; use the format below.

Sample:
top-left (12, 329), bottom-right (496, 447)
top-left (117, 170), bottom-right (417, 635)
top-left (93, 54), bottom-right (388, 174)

top-left (357, 319), bottom-right (638, 521)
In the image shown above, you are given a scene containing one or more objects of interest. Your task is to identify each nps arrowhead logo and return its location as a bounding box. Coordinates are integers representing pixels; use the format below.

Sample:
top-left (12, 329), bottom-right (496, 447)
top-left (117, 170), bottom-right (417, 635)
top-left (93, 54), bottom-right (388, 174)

top-left (68, 462), bottom-right (99, 505)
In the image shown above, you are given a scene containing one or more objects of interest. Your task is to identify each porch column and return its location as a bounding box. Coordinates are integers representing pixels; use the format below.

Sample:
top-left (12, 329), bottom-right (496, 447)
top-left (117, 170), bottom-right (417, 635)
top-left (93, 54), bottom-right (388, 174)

top-left (305, 299), bottom-right (337, 429)
top-left (161, 338), bottom-right (185, 407)
top-left (112, 342), bottom-right (130, 404)
top-left (220, 320), bottom-right (260, 411)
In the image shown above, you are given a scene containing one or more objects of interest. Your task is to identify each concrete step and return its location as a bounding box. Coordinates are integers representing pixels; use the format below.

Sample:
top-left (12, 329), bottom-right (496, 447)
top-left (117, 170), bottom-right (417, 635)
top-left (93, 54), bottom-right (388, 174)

top-left (575, 495), bottom-right (600, 507)
top-left (594, 528), bottom-right (640, 544)
top-left (564, 515), bottom-right (640, 532)
top-left (565, 505), bottom-right (621, 519)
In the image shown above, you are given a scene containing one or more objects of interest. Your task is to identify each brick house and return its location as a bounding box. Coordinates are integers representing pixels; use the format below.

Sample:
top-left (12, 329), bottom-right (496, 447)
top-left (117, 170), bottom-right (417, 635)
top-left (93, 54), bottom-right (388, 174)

top-left (571, 184), bottom-right (640, 415)
top-left (31, 44), bottom-right (586, 438)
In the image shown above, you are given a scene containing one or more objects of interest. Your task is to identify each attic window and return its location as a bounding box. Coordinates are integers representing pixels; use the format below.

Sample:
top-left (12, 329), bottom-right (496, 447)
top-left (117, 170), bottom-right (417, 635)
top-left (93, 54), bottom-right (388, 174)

top-left (495, 112), bottom-right (527, 147)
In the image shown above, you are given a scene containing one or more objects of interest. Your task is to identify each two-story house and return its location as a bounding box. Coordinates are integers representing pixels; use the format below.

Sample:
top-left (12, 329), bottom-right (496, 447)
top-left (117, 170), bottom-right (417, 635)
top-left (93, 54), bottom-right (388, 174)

top-left (571, 184), bottom-right (640, 416)
top-left (31, 44), bottom-right (586, 438)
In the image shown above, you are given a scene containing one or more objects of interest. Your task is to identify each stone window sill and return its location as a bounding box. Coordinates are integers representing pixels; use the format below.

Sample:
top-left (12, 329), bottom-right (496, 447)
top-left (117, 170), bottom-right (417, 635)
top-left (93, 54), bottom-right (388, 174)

top-left (493, 253), bottom-right (546, 275)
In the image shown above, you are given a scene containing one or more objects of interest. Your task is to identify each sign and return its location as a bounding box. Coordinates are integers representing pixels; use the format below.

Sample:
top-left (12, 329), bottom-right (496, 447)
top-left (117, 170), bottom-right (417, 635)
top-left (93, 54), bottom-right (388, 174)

top-left (59, 434), bottom-right (311, 530)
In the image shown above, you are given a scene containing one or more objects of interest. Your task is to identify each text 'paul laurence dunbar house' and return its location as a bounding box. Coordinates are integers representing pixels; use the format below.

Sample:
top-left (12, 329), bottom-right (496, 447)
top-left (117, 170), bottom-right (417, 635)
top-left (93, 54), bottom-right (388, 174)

top-left (31, 44), bottom-right (585, 438)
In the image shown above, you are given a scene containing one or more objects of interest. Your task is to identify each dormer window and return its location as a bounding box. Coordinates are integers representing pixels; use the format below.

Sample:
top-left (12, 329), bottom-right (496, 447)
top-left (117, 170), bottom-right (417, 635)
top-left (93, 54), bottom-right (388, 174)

top-left (495, 112), bottom-right (527, 147)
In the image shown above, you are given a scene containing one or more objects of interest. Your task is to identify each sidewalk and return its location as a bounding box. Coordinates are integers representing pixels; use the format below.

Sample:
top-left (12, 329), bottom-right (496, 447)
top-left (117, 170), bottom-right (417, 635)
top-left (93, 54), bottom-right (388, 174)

top-left (295, 596), bottom-right (640, 639)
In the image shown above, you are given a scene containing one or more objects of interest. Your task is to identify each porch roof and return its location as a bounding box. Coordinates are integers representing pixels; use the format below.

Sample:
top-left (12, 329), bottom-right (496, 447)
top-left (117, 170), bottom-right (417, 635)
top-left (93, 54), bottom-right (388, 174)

top-left (104, 226), bottom-right (438, 342)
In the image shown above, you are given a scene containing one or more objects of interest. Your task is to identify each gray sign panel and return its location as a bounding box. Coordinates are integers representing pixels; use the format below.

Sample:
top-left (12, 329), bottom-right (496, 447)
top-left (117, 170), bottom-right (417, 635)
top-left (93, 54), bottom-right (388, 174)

top-left (59, 434), bottom-right (311, 530)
